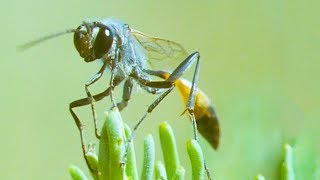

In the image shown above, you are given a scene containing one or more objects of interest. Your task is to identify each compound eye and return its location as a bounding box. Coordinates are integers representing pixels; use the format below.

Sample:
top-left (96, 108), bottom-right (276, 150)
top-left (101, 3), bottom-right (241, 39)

top-left (93, 27), bottom-right (113, 59)
top-left (73, 26), bottom-right (84, 56)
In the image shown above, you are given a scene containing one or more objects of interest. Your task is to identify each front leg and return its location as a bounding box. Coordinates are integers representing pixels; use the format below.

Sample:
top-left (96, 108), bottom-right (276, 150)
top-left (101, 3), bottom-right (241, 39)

top-left (69, 87), bottom-right (112, 175)
top-left (69, 74), bottom-right (125, 174)
top-left (85, 61), bottom-right (108, 138)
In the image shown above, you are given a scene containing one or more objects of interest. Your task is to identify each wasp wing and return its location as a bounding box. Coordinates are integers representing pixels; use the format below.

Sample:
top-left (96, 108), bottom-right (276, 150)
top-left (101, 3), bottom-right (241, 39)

top-left (131, 29), bottom-right (188, 71)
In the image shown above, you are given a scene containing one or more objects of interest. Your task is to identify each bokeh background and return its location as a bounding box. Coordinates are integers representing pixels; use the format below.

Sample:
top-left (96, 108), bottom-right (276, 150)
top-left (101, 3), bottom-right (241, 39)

top-left (2, 0), bottom-right (320, 179)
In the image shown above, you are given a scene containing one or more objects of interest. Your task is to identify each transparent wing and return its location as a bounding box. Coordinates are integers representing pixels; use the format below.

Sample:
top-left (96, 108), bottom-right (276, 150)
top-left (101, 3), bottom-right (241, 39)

top-left (131, 29), bottom-right (188, 71)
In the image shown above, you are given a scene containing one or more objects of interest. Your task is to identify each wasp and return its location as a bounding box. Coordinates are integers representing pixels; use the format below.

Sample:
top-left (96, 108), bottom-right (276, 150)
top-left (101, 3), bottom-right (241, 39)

top-left (20, 18), bottom-right (220, 179)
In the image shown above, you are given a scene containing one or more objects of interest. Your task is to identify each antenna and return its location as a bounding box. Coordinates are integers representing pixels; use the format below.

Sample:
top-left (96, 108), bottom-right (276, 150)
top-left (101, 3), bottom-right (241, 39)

top-left (17, 29), bottom-right (76, 51)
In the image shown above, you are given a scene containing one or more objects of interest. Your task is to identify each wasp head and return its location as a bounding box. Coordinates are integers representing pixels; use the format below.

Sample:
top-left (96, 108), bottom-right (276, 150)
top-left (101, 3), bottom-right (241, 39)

top-left (74, 21), bottom-right (114, 62)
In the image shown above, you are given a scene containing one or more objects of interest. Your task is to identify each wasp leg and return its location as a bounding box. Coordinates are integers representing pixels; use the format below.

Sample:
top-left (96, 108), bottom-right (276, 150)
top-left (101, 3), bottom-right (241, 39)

top-left (109, 68), bottom-right (117, 107)
top-left (142, 52), bottom-right (213, 180)
top-left (181, 53), bottom-right (213, 180)
top-left (168, 52), bottom-right (212, 180)
top-left (121, 82), bottom-right (174, 164)
top-left (117, 78), bottom-right (134, 111)
top-left (69, 75), bottom-right (124, 174)
top-left (121, 52), bottom-right (201, 158)
top-left (143, 69), bottom-right (169, 79)
top-left (69, 87), bottom-right (111, 174)
top-left (129, 52), bottom-right (202, 136)
top-left (144, 52), bottom-right (201, 141)
top-left (109, 49), bottom-right (121, 108)
top-left (85, 61), bottom-right (108, 139)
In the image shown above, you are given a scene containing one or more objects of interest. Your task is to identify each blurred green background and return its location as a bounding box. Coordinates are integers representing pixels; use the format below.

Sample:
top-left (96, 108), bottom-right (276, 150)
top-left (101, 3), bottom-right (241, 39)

top-left (2, 0), bottom-right (320, 179)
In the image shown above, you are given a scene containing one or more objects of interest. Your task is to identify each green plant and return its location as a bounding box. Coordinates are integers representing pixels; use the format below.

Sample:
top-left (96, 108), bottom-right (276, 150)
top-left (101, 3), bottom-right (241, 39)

top-left (69, 107), bottom-right (207, 180)
top-left (69, 108), bottom-right (320, 180)
top-left (256, 142), bottom-right (320, 180)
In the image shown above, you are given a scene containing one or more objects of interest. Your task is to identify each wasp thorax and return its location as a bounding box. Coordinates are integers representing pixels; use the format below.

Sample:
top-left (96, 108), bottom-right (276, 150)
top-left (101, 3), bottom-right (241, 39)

top-left (73, 22), bottom-right (114, 62)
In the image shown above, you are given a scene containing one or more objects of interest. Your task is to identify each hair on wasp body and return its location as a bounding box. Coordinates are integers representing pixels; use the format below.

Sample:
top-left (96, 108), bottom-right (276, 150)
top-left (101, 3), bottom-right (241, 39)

top-left (20, 18), bottom-right (220, 179)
